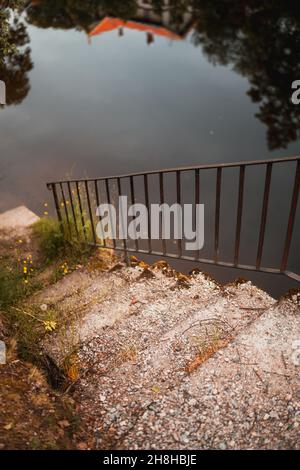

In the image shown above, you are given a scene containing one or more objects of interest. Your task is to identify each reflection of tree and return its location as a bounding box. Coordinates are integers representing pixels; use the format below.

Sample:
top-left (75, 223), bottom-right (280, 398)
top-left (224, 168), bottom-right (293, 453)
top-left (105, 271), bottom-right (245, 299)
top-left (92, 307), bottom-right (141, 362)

top-left (0, 1), bottom-right (33, 106)
top-left (190, 0), bottom-right (300, 150)
top-left (25, 0), bottom-right (300, 150)
top-left (26, 0), bottom-right (138, 31)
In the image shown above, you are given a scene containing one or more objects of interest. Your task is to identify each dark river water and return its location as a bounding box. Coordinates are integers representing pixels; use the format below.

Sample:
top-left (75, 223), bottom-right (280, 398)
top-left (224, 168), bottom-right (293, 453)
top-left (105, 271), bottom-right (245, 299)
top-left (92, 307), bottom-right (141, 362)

top-left (1, 1), bottom-right (300, 296)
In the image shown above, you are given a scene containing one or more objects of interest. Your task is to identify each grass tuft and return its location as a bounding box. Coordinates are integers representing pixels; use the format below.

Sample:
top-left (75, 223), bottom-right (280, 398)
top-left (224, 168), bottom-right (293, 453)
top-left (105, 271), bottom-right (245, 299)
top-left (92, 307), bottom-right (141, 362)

top-left (32, 217), bottom-right (66, 264)
top-left (0, 259), bottom-right (39, 311)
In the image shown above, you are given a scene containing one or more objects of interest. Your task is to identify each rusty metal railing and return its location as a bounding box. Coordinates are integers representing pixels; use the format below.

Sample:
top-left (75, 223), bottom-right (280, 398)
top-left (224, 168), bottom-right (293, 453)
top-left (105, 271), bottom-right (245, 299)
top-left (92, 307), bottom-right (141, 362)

top-left (47, 156), bottom-right (300, 283)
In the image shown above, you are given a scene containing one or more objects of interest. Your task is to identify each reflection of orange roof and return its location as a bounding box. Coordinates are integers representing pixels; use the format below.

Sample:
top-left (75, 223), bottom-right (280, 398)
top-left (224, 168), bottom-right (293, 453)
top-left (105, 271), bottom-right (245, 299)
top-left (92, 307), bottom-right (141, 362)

top-left (89, 17), bottom-right (182, 41)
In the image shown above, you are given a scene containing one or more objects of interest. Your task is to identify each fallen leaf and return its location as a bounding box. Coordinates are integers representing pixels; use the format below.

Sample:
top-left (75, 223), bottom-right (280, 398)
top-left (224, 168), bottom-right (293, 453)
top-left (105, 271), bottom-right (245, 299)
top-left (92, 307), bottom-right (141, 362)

top-left (138, 261), bottom-right (149, 269)
top-left (77, 442), bottom-right (88, 450)
top-left (185, 339), bottom-right (230, 374)
top-left (130, 256), bottom-right (139, 265)
top-left (3, 423), bottom-right (13, 431)
top-left (176, 273), bottom-right (190, 282)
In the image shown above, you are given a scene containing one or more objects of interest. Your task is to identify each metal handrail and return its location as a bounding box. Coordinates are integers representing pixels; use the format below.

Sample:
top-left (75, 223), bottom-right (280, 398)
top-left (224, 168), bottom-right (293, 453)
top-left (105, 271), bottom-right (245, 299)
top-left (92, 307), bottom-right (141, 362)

top-left (47, 156), bottom-right (300, 283)
top-left (47, 155), bottom-right (300, 185)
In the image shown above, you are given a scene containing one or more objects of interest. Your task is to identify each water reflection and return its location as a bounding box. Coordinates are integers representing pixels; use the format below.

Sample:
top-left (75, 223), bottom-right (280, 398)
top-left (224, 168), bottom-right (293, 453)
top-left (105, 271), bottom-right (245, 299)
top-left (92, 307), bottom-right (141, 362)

top-left (0, 1), bottom-right (299, 296)
top-left (190, 1), bottom-right (300, 150)
top-left (1, 0), bottom-right (300, 151)
top-left (0, 2), bottom-right (32, 106)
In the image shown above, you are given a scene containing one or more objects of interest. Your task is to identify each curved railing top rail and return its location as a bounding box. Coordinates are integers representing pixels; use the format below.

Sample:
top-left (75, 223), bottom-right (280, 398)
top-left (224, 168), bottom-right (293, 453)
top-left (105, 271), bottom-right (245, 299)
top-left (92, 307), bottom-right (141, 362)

top-left (47, 155), bottom-right (300, 186)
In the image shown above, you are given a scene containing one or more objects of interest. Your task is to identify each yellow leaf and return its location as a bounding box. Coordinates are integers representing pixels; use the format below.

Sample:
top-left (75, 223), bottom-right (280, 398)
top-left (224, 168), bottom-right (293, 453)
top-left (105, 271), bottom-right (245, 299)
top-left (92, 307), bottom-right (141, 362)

top-left (138, 261), bottom-right (149, 269)
top-left (66, 364), bottom-right (79, 381)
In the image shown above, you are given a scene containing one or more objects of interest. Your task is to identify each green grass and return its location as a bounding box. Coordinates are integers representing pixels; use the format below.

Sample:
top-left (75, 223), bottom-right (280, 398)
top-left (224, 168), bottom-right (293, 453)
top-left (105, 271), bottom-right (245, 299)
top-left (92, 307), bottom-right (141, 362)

top-left (3, 304), bottom-right (57, 363)
top-left (0, 178), bottom-right (100, 368)
top-left (32, 216), bottom-right (93, 266)
top-left (0, 259), bottom-right (43, 362)
top-left (0, 258), bottom-right (39, 311)
top-left (0, 213), bottom-right (94, 366)
top-left (32, 217), bottom-right (66, 264)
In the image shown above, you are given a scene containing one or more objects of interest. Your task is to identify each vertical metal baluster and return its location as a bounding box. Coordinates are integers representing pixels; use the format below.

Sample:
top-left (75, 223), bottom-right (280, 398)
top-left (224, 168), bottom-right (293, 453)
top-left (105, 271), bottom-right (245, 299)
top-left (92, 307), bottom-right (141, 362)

top-left (51, 183), bottom-right (64, 234)
top-left (281, 160), bottom-right (300, 272)
top-left (67, 182), bottom-right (79, 237)
top-left (117, 177), bottom-right (127, 255)
top-left (176, 171), bottom-right (182, 258)
top-left (234, 165), bottom-right (245, 266)
top-left (60, 182), bottom-right (71, 235)
top-left (76, 181), bottom-right (87, 242)
top-left (214, 168), bottom-right (222, 263)
top-left (129, 176), bottom-right (138, 252)
top-left (195, 169), bottom-right (200, 260)
top-left (85, 180), bottom-right (97, 244)
top-left (144, 174), bottom-right (152, 253)
top-left (256, 163), bottom-right (272, 269)
top-left (160, 173), bottom-right (167, 255)
top-left (94, 180), bottom-right (106, 248)
top-left (105, 179), bottom-right (116, 249)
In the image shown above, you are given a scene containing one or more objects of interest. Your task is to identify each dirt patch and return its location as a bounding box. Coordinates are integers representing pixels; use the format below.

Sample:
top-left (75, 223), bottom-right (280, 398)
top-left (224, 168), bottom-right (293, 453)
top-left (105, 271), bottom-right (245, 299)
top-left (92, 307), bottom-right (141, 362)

top-left (0, 345), bottom-right (91, 450)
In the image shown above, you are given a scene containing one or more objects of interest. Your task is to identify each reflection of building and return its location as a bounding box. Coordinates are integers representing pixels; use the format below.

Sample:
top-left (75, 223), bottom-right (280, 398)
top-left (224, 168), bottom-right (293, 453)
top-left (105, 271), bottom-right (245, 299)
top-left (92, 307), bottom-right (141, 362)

top-left (89, 0), bottom-right (193, 45)
top-left (136, 0), bottom-right (193, 38)
top-left (89, 17), bottom-right (183, 42)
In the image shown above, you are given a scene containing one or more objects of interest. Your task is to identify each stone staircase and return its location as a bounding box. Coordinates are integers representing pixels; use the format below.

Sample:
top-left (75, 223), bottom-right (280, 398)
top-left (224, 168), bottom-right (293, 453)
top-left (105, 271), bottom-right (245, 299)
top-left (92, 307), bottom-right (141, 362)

top-left (32, 261), bottom-right (300, 450)
top-left (1, 207), bottom-right (300, 449)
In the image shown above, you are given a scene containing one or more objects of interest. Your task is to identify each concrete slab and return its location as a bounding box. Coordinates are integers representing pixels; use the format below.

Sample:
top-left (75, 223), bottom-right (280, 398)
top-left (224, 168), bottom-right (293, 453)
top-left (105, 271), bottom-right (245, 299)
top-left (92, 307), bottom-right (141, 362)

top-left (0, 206), bottom-right (39, 230)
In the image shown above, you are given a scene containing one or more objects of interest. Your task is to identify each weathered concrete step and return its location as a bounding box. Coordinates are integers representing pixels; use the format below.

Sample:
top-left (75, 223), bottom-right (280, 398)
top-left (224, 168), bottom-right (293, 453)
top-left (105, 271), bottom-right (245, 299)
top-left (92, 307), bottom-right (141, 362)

top-left (74, 279), bottom-right (275, 448)
top-left (40, 263), bottom-right (220, 363)
top-left (0, 206), bottom-right (39, 232)
top-left (0, 206), bottom-right (40, 246)
top-left (118, 294), bottom-right (300, 450)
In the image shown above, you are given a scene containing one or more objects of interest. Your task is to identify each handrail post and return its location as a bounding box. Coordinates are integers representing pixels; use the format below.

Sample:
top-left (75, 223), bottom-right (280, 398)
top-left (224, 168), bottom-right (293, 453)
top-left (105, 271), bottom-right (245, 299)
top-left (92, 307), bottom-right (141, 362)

top-left (256, 163), bottom-right (272, 269)
top-left (195, 169), bottom-right (200, 261)
top-left (67, 182), bottom-right (79, 237)
top-left (176, 170), bottom-right (182, 258)
top-left (60, 182), bottom-right (71, 236)
top-left (214, 168), bottom-right (222, 263)
top-left (144, 174), bottom-right (152, 254)
top-left (160, 173), bottom-right (167, 255)
top-left (281, 160), bottom-right (300, 272)
top-left (117, 177), bottom-right (128, 264)
top-left (95, 180), bottom-right (106, 248)
top-left (129, 176), bottom-right (138, 252)
top-left (85, 180), bottom-right (97, 244)
top-left (105, 179), bottom-right (116, 249)
top-left (48, 183), bottom-right (64, 235)
top-left (234, 165), bottom-right (245, 266)
top-left (76, 181), bottom-right (87, 243)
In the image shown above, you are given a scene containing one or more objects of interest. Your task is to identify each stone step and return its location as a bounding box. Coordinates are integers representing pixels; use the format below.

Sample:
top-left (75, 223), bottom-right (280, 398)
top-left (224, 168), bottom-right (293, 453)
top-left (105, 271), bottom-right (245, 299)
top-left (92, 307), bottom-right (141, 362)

top-left (0, 206), bottom-right (39, 231)
top-left (73, 277), bottom-right (274, 448)
top-left (117, 294), bottom-right (300, 450)
top-left (0, 206), bottom-right (39, 243)
top-left (40, 263), bottom-right (221, 363)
